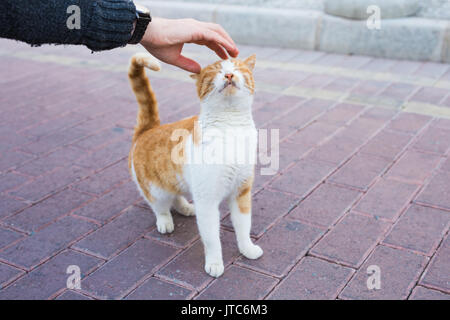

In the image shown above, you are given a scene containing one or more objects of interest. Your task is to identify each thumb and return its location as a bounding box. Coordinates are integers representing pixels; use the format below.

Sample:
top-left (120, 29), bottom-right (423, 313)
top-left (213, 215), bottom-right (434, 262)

top-left (174, 55), bottom-right (201, 74)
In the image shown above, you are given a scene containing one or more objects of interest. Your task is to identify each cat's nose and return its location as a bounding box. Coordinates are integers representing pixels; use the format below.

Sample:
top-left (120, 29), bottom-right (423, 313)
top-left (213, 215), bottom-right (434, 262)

top-left (224, 73), bottom-right (234, 82)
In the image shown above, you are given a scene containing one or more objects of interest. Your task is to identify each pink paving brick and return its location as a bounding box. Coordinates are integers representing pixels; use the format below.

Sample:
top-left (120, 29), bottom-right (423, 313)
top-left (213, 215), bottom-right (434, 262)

top-left (378, 83), bottom-right (417, 100)
top-left (125, 277), bottom-right (192, 300)
top-left (73, 159), bottom-right (130, 196)
top-left (354, 178), bottom-right (418, 220)
top-left (236, 219), bottom-right (324, 277)
top-left (440, 157), bottom-right (450, 172)
top-left (385, 150), bottom-right (442, 184)
top-left (328, 153), bottom-right (391, 191)
top-left (297, 74), bottom-right (336, 89)
top-left (73, 126), bottom-right (129, 151)
top-left (269, 158), bottom-right (336, 196)
top-left (0, 227), bottom-right (24, 250)
top-left (16, 146), bottom-right (84, 177)
top-left (414, 62), bottom-right (449, 79)
top-left (268, 256), bottom-right (354, 300)
top-left (0, 216), bottom-right (95, 270)
top-left (410, 87), bottom-right (448, 104)
top-left (0, 172), bottom-right (30, 194)
top-left (359, 129), bottom-right (412, 161)
top-left (222, 188), bottom-right (301, 238)
top-left (0, 249), bottom-right (102, 300)
top-left (340, 245), bottom-right (428, 299)
top-left (386, 112), bottom-right (431, 135)
top-left (0, 195), bottom-right (28, 220)
top-left (74, 139), bottom-right (130, 172)
top-left (310, 212), bottom-right (390, 267)
top-left (288, 121), bottom-right (339, 147)
top-left (0, 150), bottom-right (34, 173)
top-left (196, 265), bottom-right (278, 300)
top-left (383, 204), bottom-right (449, 255)
top-left (146, 214), bottom-right (199, 249)
top-left (9, 165), bottom-right (91, 202)
top-left (73, 205), bottom-right (155, 259)
top-left (349, 79), bottom-right (390, 97)
top-left (156, 230), bottom-right (240, 290)
top-left (276, 141), bottom-right (310, 172)
top-left (412, 125), bottom-right (450, 154)
top-left (317, 103), bottom-right (364, 126)
top-left (323, 77), bottom-right (360, 92)
top-left (419, 234), bottom-right (450, 293)
top-left (0, 263), bottom-right (24, 290)
top-left (72, 181), bottom-right (140, 223)
top-left (288, 183), bottom-right (362, 228)
top-left (4, 188), bottom-right (93, 233)
top-left (409, 286), bottom-right (450, 300)
top-left (81, 238), bottom-right (177, 299)
top-left (56, 290), bottom-right (93, 300)
top-left (308, 135), bottom-right (361, 165)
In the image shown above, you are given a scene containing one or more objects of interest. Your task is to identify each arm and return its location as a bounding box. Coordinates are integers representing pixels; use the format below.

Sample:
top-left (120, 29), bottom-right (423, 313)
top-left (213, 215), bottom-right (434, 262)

top-left (0, 0), bottom-right (136, 51)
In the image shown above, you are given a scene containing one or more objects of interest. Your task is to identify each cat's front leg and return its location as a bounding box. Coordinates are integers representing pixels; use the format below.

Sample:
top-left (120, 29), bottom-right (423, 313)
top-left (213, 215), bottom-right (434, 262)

top-left (229, 188), bottom-right (263, 260)
top-left (195, 201), bottom-right (224, 277)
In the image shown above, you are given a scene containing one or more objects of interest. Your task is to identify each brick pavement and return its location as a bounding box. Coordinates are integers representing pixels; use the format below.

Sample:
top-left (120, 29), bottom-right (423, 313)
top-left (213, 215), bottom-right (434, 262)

top-left (0, 39), bottom-right (449, 300)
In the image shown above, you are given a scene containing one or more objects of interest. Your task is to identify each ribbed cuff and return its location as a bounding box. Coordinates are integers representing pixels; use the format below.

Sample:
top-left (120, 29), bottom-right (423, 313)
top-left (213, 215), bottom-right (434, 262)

top-left (83, 0), bottom-right (136, 51)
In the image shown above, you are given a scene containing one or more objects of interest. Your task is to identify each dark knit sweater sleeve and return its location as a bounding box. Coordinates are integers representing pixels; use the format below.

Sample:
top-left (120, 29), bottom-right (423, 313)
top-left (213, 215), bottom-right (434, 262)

top-left (0, 0), bottom-right (137, 51)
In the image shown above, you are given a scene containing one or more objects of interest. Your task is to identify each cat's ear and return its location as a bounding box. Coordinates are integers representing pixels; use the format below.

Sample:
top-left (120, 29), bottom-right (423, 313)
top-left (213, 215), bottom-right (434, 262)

top-left (190, 74), bottom-right (199, 80)
top-left (244, 54), bottom-right (256, 70)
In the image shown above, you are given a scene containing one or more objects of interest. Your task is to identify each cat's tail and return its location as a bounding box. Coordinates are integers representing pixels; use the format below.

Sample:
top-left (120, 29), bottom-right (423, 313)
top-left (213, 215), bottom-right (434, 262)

top-left (128, 53), bottom-right (161, 142)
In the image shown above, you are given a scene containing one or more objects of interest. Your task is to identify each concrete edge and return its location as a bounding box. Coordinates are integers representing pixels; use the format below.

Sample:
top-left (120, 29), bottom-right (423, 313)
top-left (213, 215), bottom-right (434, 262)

top-left (143, 1), bottom-right (450, 63)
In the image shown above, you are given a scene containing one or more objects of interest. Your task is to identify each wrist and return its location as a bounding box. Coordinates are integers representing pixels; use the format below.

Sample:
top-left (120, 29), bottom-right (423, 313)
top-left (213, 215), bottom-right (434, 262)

top-left (128, 3), bottom-right (152, 44)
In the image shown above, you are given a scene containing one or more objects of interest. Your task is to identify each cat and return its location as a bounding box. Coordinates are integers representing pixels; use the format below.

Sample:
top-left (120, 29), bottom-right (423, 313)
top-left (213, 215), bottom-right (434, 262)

top-left (128, 52), bottom-right (263, 278)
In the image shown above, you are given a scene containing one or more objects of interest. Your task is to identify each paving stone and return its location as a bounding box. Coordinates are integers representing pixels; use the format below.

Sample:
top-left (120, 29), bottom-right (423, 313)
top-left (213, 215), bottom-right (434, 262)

top-left (419, 234), bottom-right (450, 293)
top-left (268, 256), bottom-right (354, 300)
top-left (125, 277), bottom-right (192, 300)
top-left (156, 230), bottom-right (240, 290)
top-left (56, 290), bottom-right (93, 300)
top-left (386, 150), bottom-right (441, 184)
top-left (379, 83), bottom-right (417, 100)
top-left (82, 238), bottom-right (177, 299)
top-left (74, 139), bottom-right (130, 171)
top-left (328, 154), bottom-right (391, 191)
top-left (196, 265), bottom-right (277, 300)
top-left (413, 125), bottom-right (450, 154)
top-left (0, 263), bottom-right (24, 289)
top-left (269, 158), bottom-right (336, 196)
top-left (383, 204), bottom-right (449, 255)
top-left (0, 172), bottom-right (30, 194)
top-left (317, 103), bottom-right (364, 125)
top-left (0, 216), bottom-right (95, 270)
top-left (411, 87), bottom-right (448, 105)
top-left (16, 146), bottom-right (83, 177)
top-left (73, 181), bottom-right (140, 223)
top-left (354, 178), bottom-right (418, 220)
top-left (5, 189), bottom-right (93, 233)
top-left (9, 165), bottom-right (91, 202)
top-left (0, 250), bottom-right (102, 300)
top-left (0, 195), bottom-right (28, 220)
top-left (409, 286), bottom-right (450, 300)
top-left (288, 121), bottom-right (339, 147)
top-left (0, 150), bottom-right (34, 173)
top-left (308, 135), bottom-right (361, 165)
top-left (236, 219), bottom-right (323, 277)
top-left (340, 245), bottom-right (428, 300)
top-left (0, 227), bottom-right (24, 250)
top-left (289, 183), bottom-right (361, 227)
top-left (386, 112), bottom-right (431, 135)
top-left (359, 130), bottom-right (412, 160)
top-left (310, 212), bottom-right (390, 267)
top-left (441, 158), bottom-right (450, 172)
top-left (146, 214), bottom-right (199, 249)
top-left (73, 205), bottom-right (155, 259)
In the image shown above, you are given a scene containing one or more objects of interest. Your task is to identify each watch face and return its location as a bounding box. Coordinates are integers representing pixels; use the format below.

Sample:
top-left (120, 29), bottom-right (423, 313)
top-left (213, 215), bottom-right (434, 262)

top-left (135, 4), bottom-right (150, 15)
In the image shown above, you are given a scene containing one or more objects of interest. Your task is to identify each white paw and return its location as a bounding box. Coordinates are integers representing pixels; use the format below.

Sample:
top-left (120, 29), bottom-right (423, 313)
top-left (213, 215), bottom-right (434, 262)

top-left (176, 203), bottom-right (195, 217)
top-left (205, 262), bottom-right (224, 278)
top-left (240, 244), bottom-right (263, 260)
top-left (156, 215), bottom-right (174, 234)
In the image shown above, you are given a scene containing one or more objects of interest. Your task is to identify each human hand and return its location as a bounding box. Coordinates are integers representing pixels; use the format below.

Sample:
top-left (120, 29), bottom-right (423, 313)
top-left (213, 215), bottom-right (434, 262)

top-left (140, 17), bottom-right (239, 73)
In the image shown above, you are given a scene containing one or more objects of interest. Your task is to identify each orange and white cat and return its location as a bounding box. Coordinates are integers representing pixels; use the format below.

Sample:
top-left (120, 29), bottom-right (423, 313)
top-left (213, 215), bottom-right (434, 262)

top-left (128, 52), bottom-right (262, 277)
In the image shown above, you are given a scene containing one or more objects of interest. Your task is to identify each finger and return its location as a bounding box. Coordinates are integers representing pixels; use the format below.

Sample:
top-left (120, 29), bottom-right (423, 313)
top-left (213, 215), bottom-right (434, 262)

top-left (205, 23), bottom-right (238, 57)
top-left (197, 30), bottom-right (237, 58)
top-left (205, 41), bottom-right (228, 60)
top-left (174, 55), bottom-right (201, 73)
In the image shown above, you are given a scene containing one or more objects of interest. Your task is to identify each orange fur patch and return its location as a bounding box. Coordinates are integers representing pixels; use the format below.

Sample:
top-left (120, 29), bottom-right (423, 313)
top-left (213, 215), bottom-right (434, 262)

top-left (236, 176), bottom-right (253, 214)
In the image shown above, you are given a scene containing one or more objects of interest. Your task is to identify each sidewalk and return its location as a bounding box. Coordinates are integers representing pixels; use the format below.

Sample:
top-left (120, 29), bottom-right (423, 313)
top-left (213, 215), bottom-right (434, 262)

top-left (0, 39), bottom-right (449, 300)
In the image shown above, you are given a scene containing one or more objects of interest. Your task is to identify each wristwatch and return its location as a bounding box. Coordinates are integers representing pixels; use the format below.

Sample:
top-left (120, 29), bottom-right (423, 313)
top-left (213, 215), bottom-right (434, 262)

top-left (128, 3), bottom-right (152, 44)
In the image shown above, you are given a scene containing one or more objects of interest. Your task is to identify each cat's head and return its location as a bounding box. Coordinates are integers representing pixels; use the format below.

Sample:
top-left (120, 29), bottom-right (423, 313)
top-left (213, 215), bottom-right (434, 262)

top-left (190, 55), bottom-right (256, 101)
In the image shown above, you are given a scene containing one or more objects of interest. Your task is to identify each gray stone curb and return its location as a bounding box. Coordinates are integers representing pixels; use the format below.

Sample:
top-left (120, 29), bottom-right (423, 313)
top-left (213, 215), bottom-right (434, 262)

top-left (143, 0), bottom-right (450, 63)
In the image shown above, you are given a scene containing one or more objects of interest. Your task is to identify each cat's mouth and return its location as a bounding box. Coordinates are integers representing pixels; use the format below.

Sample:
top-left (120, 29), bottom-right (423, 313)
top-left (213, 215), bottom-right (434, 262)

top-left (219, 81), bottom-right (239, 93)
